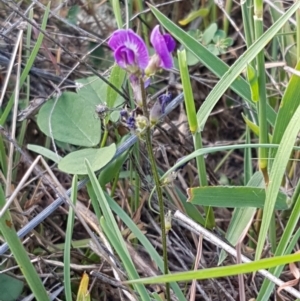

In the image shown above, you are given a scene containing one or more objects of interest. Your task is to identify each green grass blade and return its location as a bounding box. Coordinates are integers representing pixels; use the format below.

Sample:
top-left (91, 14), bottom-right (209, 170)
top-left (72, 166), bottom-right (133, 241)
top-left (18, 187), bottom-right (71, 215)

top-left (0, 185), bottom-right (49, 300)
top-left (149, 4), bottom-right (277, 127)
top-left (255, 105), bottom-right (300, 261)
top-left (269, 60), bottom-right (300, 168)
top-left (178, 50), bottom-right (198, 133)
top-left (160, 143), bottom-right (300, 184)
top-left (178, 49), bottom-right (214, 228)
top-left (244, 127), bottom-right (253, 184)
top-left (64, 175), bottom-right (78, 301)
top-left (85, 159), bottom-right (151, 301)
top-left (196, 1), bottom-right (300, 130)
top-left (126, 252), bottom-right (300, 284)
top-left (107, 196), bottom-right (186, 301)
top-left (111, 0), bottom-right (123, 28)
top-left (269, 1), bottom-right (297, 66)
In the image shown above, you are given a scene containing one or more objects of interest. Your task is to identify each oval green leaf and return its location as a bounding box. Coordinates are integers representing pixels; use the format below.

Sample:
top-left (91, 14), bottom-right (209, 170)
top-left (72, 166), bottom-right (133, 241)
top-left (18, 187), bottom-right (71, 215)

top-left (27, 144), bottom-right (62, 163)
top-left (0, 274), bottom-right (24, 301)
top-left (58, 144), bottom-right (116, 175)
top-left (37, 92), bottom-right (101, 147)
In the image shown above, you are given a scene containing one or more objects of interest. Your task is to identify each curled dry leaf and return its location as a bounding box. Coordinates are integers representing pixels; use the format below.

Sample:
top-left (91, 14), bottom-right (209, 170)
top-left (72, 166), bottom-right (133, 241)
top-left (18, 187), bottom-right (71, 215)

top-left (277, 250), bottom-right (300, 300)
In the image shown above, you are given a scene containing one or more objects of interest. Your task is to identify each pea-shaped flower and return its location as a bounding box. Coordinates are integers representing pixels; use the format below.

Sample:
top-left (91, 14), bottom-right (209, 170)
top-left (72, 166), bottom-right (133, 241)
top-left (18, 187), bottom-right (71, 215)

top-left (150, 92), bottom-right (173, 125)
top-left (145, 25), bottom-right (176, 76)
top-left (108, 29), bottom-right (149, 75)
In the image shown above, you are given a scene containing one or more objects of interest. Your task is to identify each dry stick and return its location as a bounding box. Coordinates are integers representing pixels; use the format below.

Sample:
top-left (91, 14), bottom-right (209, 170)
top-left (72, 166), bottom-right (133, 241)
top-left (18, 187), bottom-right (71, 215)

top-left (3, 28), bottom-right (24, 199)
top-left (189, 235), bottom-right (203, 301)
top-left (236, 213), bottom-right (255, 301)
top-left (214, 0), bottom-right (246, 43)
top-left (236, 242), bottom-right (245, 301)
top-left (264, 0), bottom-right (297, 26)
top-left (0, 29), bottom-right (22, 107)
top-left (0, 155), bottom-right (41, 219)
top-left (2, 2), bottom-right (35, 36)
top-left (174, 210), bottom-right (300, 299)
top-left (30, 0), bottom-right (103, 42)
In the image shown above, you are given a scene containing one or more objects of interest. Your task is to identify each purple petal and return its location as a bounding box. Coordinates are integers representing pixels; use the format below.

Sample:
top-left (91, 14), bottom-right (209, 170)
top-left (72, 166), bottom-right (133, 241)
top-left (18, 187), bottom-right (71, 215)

top-left (163, 34), bottom-right (176, 52)
top-left (150, 25), bottom-right (174, 69)
top-left (114, 46), bottom-right (135, 69)
top-left (108, 29), bottom-right (128, 51)
top-left (108, 29), bottom-right (149, 69)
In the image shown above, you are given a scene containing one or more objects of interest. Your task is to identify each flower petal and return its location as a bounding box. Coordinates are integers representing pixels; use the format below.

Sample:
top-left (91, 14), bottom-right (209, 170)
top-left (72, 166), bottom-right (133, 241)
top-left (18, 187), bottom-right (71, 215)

top-left (108, 29), bottom-right (149, 69)
top-left (114, 46), bottom-right (135, 69)
top-left (150, 25), bottom-right (174, 69)
top-left (163, 34), bottom-right (176, 52)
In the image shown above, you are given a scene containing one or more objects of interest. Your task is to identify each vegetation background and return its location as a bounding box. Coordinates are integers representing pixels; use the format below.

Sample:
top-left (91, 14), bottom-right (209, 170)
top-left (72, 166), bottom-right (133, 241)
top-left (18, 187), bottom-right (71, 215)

top-left (0, 0), bottom-right (300, 300)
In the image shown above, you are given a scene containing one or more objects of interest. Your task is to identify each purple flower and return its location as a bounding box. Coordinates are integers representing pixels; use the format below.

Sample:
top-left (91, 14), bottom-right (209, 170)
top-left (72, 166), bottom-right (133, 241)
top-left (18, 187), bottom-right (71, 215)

top-left (108, 29), bottom-right (149, 74)
top-left (146, 25), bottom-right (176, 75)
top-left (151, 25), bottom-right (176, 68)
top-left (126, 116), bottom-right (136, 130)
top-left (150, 92), bottom-right (173, 124)
top-left (158, 92), bottom-right (173, 113)
top-left (120, 108), bottom-right (128, 119)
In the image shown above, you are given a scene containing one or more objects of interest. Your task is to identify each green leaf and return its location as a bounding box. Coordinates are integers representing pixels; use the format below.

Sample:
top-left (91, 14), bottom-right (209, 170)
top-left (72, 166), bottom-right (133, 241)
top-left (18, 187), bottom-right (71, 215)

top-left (246, 64), bottom-right (259, 102)
top-left (106, 64), bottom-right (126, 123)
top-left (188, 186), bottom-right (290, 210)
top-left (88, 42), bottom-right (105, 67)
top-left (186, 50), bottom-right (199, 66)
top-left (58, 144), bottom-right (116, 175)
top-left (218, 172), bottom-right (266, 265)
top-left (76, 76), bottom-right (108, 104)
top-left (0, 274), bottom-right (24, 301)
top-left (213, 29), bottom-right (226, 42)
top-left (66, 5), bottom-right (80, 25)
top-left (27, 144), bottom-right (61, 163)
top-left (202, 23), bottom-right (218, 45)
top-left (37, 92), bottom-right (101, 147)
top-left (242, 114), bottom-right (273, 141)
top-left (178, 8), bottom-right (209, 26)
top-left (99, 137), bottom-right (131, 186)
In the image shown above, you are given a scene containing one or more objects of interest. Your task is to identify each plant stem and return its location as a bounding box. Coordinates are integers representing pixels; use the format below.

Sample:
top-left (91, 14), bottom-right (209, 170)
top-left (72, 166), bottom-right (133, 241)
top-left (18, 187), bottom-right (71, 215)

top-left (223, 0), bottom-right (233, 35)
top-left (100, 128), bottom-right (109, 148)
top-left (254, 0), bottom-right (269, 184)
top-left (178, 49), bottom-right (215, 229)
top-left (139, 78), bottom-right (170, 301)
top-left (241, 0), bottom-right (254, 47)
